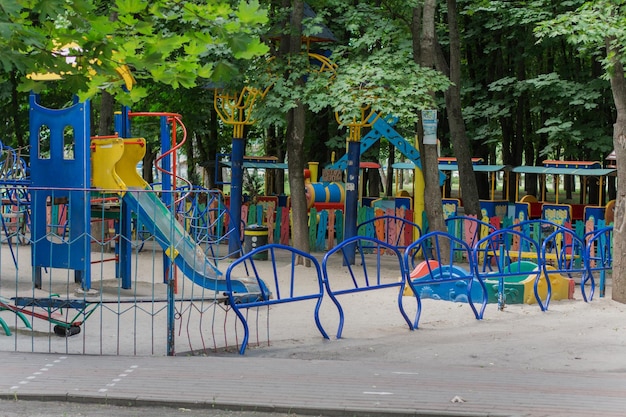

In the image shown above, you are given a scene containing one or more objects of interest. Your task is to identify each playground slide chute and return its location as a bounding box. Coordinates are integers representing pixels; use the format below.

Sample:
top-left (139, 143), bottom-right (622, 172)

top-left (92, 136), bottom-right (265, 296)
top-left (123, 190), bottom-right (263, 294)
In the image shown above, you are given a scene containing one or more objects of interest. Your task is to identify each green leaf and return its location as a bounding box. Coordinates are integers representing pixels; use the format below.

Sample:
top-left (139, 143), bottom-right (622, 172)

top-left (210, 61), bottom-right (238, 83)
top-left (127, 85), bottom-right (148, 102)
top-left (184, 39), bottom-right (206, 57)
top-left (230, 36), bottom-right (269, 60)
top-left (115, 0), bottom-right (147, 15)
top-left (33, 0), bottom-right (66, 20)
top-left (236, 0), bottom-right (269, 25)
top-left (0, 0), bottom-right (22, 16)
top-left (146, 35), bottom-right (188, 57)
top-left (197, 63), bottom-right (213, 79)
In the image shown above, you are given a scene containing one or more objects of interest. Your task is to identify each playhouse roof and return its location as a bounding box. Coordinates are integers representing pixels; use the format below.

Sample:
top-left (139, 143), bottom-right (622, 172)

top-left (392, 162), bottom-right (508, 173)
top-left (512, 166), bottom-right (615, 177)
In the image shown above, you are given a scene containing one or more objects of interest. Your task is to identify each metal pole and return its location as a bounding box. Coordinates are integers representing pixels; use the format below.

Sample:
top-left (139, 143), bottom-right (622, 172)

top-left (228, 128), bottom-right (245, 257)
top-left (343, 139), bottom-right (361, 265)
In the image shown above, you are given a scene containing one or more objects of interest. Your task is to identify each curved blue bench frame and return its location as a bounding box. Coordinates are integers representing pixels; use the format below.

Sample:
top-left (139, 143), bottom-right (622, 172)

top-left (540, 227), bottom-right (587, 309)
top-left (320, 235), bottom-right (417, 338)
top-left (583, 226), bottom-right (613, 301)
top-left (356, 215), bottom-right (422, 251)
top-left (225, 244), bottom-right (329, 354)
top-left (476, 229), bottom-right (546, 310)
top-left (405, 231), bottom-right (488, 328)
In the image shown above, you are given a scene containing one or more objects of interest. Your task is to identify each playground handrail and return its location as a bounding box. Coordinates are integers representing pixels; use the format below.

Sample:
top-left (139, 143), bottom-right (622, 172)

top-left (404, 231), bottom-right (488, 327)
top-left (321, 235), bottom-right (417, 338)
top-left (224, 244), bottom-right (329, 354)
top-left (582, 226), bottom-right (613, 300)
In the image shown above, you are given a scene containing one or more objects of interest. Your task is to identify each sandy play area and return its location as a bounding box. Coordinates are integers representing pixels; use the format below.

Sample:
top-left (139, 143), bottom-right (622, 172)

top-left (0, 240), bottom-right (625, 376)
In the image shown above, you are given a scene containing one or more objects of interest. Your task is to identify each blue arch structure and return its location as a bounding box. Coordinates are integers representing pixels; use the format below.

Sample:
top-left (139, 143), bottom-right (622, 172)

top-left (326, 112), bottom-right (444, 264)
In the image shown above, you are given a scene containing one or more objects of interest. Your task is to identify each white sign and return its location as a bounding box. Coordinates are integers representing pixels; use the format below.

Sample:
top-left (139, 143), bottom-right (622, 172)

top-left (422, 110), bottom-right (438, 145)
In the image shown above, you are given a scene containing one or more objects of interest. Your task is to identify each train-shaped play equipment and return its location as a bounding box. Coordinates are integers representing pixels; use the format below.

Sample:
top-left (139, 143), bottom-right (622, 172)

top-left (404, 259), bottom-right (574, 305)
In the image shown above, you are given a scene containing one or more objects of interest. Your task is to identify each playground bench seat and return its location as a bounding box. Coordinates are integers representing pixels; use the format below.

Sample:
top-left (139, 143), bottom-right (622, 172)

top-left (320, 236), bottom-right (418, 338)
top-left (224, 244), bottom-right (329, 355)
top-left (529, 202), bottom-right (543, 219)
top-left (571, 204), bottom-right (585, 221)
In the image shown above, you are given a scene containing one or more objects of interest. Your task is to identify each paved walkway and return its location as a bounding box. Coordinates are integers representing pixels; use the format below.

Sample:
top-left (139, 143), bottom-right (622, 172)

top-left (0, 351), bottom-right (624, 417)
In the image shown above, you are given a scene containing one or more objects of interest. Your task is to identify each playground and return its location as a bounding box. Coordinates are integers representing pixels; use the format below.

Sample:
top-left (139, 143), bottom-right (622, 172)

top-left (0, 38), bottom-right (614, 358)
top-left (0, 208), bottom-right (615, 358)
top-left (0, 85), bottom-right (615, 359)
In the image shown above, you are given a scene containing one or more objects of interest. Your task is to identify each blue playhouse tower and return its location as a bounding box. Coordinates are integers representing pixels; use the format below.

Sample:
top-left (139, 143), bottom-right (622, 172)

top-left (28, 93), bottom-right (92, 290)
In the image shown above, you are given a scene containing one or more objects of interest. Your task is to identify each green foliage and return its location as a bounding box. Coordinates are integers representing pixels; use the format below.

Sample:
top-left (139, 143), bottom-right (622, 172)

top-left (0, 0), bottom-right (270, 104)
top-left (251, 1), bottom-right (450, 130)
top-left (455, 0), bottom-right (615, 162)
top-left (535, 1), bottom-right (626, 71)
top-left (0, 0), bottom-right (621, 174)
top-left (243, 168), bottom-right (264, 201)
top-left (317, 47), bottom-right (450, 125)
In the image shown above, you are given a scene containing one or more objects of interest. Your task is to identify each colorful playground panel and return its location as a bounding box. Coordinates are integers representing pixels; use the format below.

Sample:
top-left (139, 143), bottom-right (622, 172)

top-left (405, 258), bottom-right (574, 306)
top-left (482, 261), bottom-right (574, 305)
top-left (403, 260), bottom-right (487, 304)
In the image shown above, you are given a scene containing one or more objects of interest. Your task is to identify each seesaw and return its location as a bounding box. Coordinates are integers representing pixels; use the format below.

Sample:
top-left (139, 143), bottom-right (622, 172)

top-left (0, 296), bottom-right (32, 336)
top-left (482, 260), bottom-right (575, 305)
top-left (0, 295), bottom-right (98, 337)
top-left (403, 260), bottom-right (486, 303)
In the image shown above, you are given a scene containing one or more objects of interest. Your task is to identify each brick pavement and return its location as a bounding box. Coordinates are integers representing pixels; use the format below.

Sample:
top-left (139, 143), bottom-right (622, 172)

top-left (0, 351), bottom-right (624, 416)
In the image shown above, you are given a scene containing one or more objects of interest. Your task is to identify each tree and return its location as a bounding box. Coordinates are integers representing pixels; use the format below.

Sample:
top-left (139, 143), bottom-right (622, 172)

top-left (436, 0), bottom-right (481, 217)
top-left (536, 1), bottom-right (626, 302)
top-left (457, 0), bottom-right (612, 203)
top-left (416, 0), bottom-right (446, 234)
top-left (251, 1), bottom-right (449, 251)
top-left (282, 0), bottom-right (311, 261)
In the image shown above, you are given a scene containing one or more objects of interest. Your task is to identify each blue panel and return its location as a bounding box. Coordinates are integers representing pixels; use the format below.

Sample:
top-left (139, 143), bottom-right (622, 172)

top-left (29, 93), bottom-right (91, 289)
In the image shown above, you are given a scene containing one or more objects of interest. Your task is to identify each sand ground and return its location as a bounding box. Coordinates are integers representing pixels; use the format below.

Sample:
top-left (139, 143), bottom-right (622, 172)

top-left (0, 240), bottom-right (624, 376)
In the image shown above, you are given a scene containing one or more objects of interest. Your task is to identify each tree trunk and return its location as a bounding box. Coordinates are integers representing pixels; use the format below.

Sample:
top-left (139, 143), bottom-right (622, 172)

top-left (183, 123), bottom-right (198, 185)
top-left (287, 101), bottom-right (309, 259)
top-left (283, 0), bottom-right (310, 263)
top-left (195, 105), bottom-right (220, 189)
top-left (266, 124), bottom-right (286, 195)
top-left (416, 0), bottom-right (445, 234)
top-left (607, 38), bottom-right (626, 303)
top-left (98, 91), bottom-right (115, 136)
top-left (143, 150), bottom-right (157, 185)
top-left (441, 0), bottom-right (481, 217)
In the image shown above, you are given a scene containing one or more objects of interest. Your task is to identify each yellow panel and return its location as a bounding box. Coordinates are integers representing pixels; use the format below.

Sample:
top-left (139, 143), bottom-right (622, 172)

top-left (91, 138), bottom-right (126, 190)
top-left (522, 266), bottom-right (573, 304)
top-left (116, 138), bottom-right (148, 188)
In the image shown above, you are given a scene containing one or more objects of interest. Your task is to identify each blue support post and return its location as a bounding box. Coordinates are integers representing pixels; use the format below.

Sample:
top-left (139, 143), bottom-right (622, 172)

top-left (114, 106), bottom-right (131, 138)
top-left (160, 116), bottom-right (172, 202)
top-left (114, 105), bottom-right (132, 288)
top-left (228, 137), bottom-right (245, 257)
top-left (343, 140), bottom-right (361, 265)
top-left (159, 116), bottom-right (173, 283)
top-left (119, 200), bottom-right (132, 289)
top-left (167, 254), bottom-right (176, 356)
